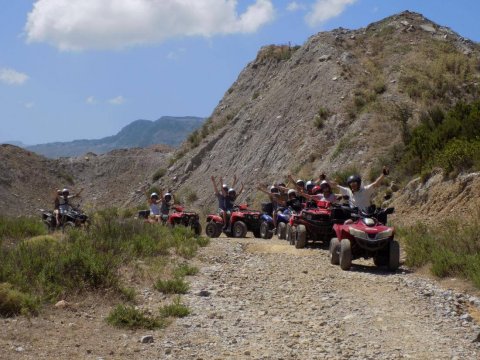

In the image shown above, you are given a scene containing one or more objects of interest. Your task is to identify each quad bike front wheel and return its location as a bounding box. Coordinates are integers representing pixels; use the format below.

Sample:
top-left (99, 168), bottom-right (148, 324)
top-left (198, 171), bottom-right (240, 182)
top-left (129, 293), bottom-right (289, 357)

top-left (329, 237), bottom-right (340, 265)
top-left (288, 225), bottom-right (297, 246)
top-left (388, 239), bottom-right (400, 271)
top-left (232, 221), bottom-right (248, 238)
top-left (339, 239), bottom-right (352, 271)
top-left (205, 222), bottom-right (219, 238)
top-left (260, 221), bottom-right (273, 239)
top-left (192, 222), bottom-right (202, 236)
top-left (295, 225), bottom-right (307, 249)
top-left (277, 222), bottom-right (286, 240)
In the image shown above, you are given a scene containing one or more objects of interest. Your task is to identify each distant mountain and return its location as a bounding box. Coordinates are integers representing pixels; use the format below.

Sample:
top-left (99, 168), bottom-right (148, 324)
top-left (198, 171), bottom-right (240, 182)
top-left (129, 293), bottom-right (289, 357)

top-left (2, 141), bottom-right (27, 147)
top-left (27, 116), bottom-right (204, 158)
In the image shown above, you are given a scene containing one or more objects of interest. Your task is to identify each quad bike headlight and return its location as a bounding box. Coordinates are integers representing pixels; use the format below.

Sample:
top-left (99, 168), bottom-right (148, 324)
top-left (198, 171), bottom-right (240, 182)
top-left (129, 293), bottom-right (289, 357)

top-left (348, 227), bottom-right (368, 240)
top-left (376, 229), bottom-right (393, 240)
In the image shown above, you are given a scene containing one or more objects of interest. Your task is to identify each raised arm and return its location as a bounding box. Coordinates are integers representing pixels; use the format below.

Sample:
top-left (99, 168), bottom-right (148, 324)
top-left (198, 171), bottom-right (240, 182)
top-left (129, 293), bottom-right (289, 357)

top-left (238, 182), bottom-right (245, 196)
top-left (287, 174), bottom-right (296, 187)
top-left (297, 189), bottom-right (316, 200)
top-left (232, 174), bottom-right (238, 188)
top-left (211, 175), bottom-right (220, 194)
top-left (369, 167), bottom-right (389, 188)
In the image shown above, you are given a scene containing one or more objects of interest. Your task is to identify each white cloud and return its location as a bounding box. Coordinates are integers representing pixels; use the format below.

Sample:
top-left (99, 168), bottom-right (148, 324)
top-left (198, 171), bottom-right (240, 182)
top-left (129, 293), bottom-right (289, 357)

top-left (86, 96), bottom-right (97, 104)
top-left (306, 0), bottom-right (357, 27)
top-left (24, 102), bottom-right (35, 109)
top-left (25, 0), bottom-right (275, 51)
top-left (108, 96), bottom-right (125, 105)
top-left (287, 2), bottom-right (306, 12)
top-left (167, 48), bottom-right (187, 60)
top-left (0, 68), bottom-right (29, 85)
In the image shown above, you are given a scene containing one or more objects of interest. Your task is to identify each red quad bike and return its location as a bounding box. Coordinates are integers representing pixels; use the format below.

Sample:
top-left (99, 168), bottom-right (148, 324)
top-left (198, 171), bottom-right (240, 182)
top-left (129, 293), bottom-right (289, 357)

top-left (137, 206), bottom-right (202, 235)
top-left (167, 205), bottom-right (202, 235)
top-left (329, 206), bottom-right (399, 271)
top-left (205, 204), bottom-right (262, 238)
top-left (287, 201), bottom-right (352, 249)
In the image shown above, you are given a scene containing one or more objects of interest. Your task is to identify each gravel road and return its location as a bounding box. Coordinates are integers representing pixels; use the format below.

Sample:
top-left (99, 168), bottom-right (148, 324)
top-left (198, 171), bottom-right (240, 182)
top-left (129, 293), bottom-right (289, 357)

top-left (162, 236), bottom-right (480, 360)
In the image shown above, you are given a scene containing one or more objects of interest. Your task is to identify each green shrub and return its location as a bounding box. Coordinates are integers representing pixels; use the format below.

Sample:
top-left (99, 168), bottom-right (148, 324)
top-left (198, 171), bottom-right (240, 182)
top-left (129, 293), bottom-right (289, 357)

top-left (152, 168), bottom-right (166, 182)
top-left (154, 278), bottom-right (189, 294)
top-left (0, 283), bottom-right (39, 317)
top-left (0, 213), bottom-right (203, 310)
top-left (173, 264), bottom-right (199, 277)
top-left (399, 215), bottom-right (480, 287)
top-left (313, 107), bottom-right (330, 129)
top-left (107, 304), bottom-right (165, 330)
top-left (159, 297), bottom-right (190, 318)
top-left (0, 216), bottom-right (47, 241)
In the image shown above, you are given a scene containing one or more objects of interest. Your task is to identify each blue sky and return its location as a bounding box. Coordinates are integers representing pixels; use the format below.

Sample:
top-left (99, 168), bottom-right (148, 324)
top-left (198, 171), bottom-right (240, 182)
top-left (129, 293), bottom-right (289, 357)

top-left (1, 0), bottom-right (479, 145)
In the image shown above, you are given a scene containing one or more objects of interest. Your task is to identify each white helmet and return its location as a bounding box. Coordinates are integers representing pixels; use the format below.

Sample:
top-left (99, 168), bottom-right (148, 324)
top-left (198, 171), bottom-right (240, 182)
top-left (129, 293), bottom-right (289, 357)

top-left (150, 192), bottom-right (159, 199)
top-left (287, 189), bottom-right (296, 196)
top-left (164, 193), bottom-right (172, 201)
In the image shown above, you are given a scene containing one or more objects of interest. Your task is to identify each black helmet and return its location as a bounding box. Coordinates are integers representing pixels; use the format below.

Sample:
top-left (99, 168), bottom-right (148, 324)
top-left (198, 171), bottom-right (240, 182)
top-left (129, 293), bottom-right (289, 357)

top-left (347, 175), bottom-right (361, 187)
top-left (277, 182), bottom-right (286, 188)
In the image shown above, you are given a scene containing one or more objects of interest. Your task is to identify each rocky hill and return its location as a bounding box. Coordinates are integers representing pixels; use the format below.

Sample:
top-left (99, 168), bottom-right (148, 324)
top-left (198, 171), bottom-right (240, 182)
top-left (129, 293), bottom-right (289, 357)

top-left (26, 116), bottom-right (204, 158)
top-left (0, 144), bottom-right (171, 216)
top-left (146, 11), bottom-right (480, 218)
top-left (1, 11), bottom-right (479, 220)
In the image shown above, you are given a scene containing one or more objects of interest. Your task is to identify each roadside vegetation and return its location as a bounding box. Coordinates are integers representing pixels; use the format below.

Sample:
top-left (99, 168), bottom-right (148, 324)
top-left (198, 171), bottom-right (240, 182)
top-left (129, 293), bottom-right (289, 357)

top-left (0, 210), bottom-right (208, 326)
top-left (398, 214), bottom-right (480, 287)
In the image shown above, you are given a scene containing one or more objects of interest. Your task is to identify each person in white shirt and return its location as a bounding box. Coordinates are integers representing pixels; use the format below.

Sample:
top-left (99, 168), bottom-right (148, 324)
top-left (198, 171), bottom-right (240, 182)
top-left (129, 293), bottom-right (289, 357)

top-left (335, 167), bottom-right (389, 211)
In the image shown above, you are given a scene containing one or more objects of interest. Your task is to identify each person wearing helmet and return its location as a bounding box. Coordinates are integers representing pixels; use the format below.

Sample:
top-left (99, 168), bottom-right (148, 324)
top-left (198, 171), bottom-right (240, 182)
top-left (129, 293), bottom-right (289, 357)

top-left (148, 192), bottom-right (162, 222)
top-left (224, 183), bottom-right (244, 232)
top-left (298, 181), bottom-right (339, 204)
top-left (305, 180), bottom-right (315, 194)
top-left (160, 191), bottom-right (174, 221)
top-left (54, 187), bottom-right (83, 226)
top-left (286, 189), bottom-right (303, 213)
top-left (257, 184), bottom-right (286, 229)
top-left (335, 167), bottom-right (389, 211)
top-left (287, 175), bottom-right (308, 203)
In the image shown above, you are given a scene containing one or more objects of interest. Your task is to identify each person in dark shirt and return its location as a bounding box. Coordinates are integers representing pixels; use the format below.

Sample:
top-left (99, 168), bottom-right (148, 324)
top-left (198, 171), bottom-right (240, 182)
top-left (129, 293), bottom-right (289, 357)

top-left (286, 189), bottom-right (303, 213)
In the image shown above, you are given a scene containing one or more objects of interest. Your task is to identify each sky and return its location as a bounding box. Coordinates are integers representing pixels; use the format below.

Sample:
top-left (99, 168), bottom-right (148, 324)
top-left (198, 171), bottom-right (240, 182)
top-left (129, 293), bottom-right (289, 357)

top-left (1, 0), bottom-right (479, 145)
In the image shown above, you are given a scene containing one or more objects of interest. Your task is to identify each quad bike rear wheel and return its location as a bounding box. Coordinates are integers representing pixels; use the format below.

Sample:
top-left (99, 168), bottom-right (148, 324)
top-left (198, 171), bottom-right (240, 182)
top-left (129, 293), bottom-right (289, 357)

top-left (295, 225), bottom-right (306, 249)
top-left (205, 222), bottom-right (219, 238)
top-left (277, 222), bottom-right (286, 240)
top-left (260, 221), bottom-right (273, 239)
top-left (339, 239), bottom-right (352, 271)
top-left (329, 237), bottom-right (340, 265)
top-left (388, 239), bottom-right (400, 271)
top-left (232, 221), bottom-right (248, 238)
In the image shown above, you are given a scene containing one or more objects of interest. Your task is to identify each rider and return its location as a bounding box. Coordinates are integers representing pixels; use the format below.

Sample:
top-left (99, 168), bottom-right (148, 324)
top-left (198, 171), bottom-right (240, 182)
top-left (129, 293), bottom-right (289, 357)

top-left (160, 191), bottom-right (174, 221)
top-left (55, 187), bottom-right (83, 226)
top-left (298, 181), bottom-right (338, 204)
top-left (257, 185), bottom-right (285, 228)
top-left (285, 189), bottom-right (303, 213)
top-left (224, 184), bottom-right (244, 232)
top-left (148, 192), bottom-right (162, 222)
top-left (335, 167), bottom-right (389, 211)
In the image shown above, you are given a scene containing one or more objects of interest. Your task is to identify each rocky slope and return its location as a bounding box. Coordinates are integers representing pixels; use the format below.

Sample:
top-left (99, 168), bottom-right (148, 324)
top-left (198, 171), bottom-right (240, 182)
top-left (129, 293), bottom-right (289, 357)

top-left (150, 11), bottom-right (479, 217)
top-left (0, 144), bottom-right (171, 216)
top-left (26, 116), bottom-right (204, 158)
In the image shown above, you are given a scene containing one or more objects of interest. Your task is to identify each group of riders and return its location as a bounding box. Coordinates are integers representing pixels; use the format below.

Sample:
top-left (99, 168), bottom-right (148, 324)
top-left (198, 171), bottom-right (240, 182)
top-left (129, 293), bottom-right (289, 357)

top-left (51, 167), bottom-right (389, 229)
top-left (209, 167), bottom-right (390, 232)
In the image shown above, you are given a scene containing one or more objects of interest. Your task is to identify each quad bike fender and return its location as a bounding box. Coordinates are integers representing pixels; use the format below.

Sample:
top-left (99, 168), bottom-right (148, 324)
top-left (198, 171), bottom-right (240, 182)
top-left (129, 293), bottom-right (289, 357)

top-left (207, 214), bottom-right (223, 223)
top-left (261, 214), bottom-right (273, 223)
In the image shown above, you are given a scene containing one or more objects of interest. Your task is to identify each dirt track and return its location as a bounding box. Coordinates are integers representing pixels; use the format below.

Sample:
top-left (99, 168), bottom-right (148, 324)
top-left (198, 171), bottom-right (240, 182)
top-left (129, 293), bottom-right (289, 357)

top-left (2, 236), bottom-right (480, 359)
